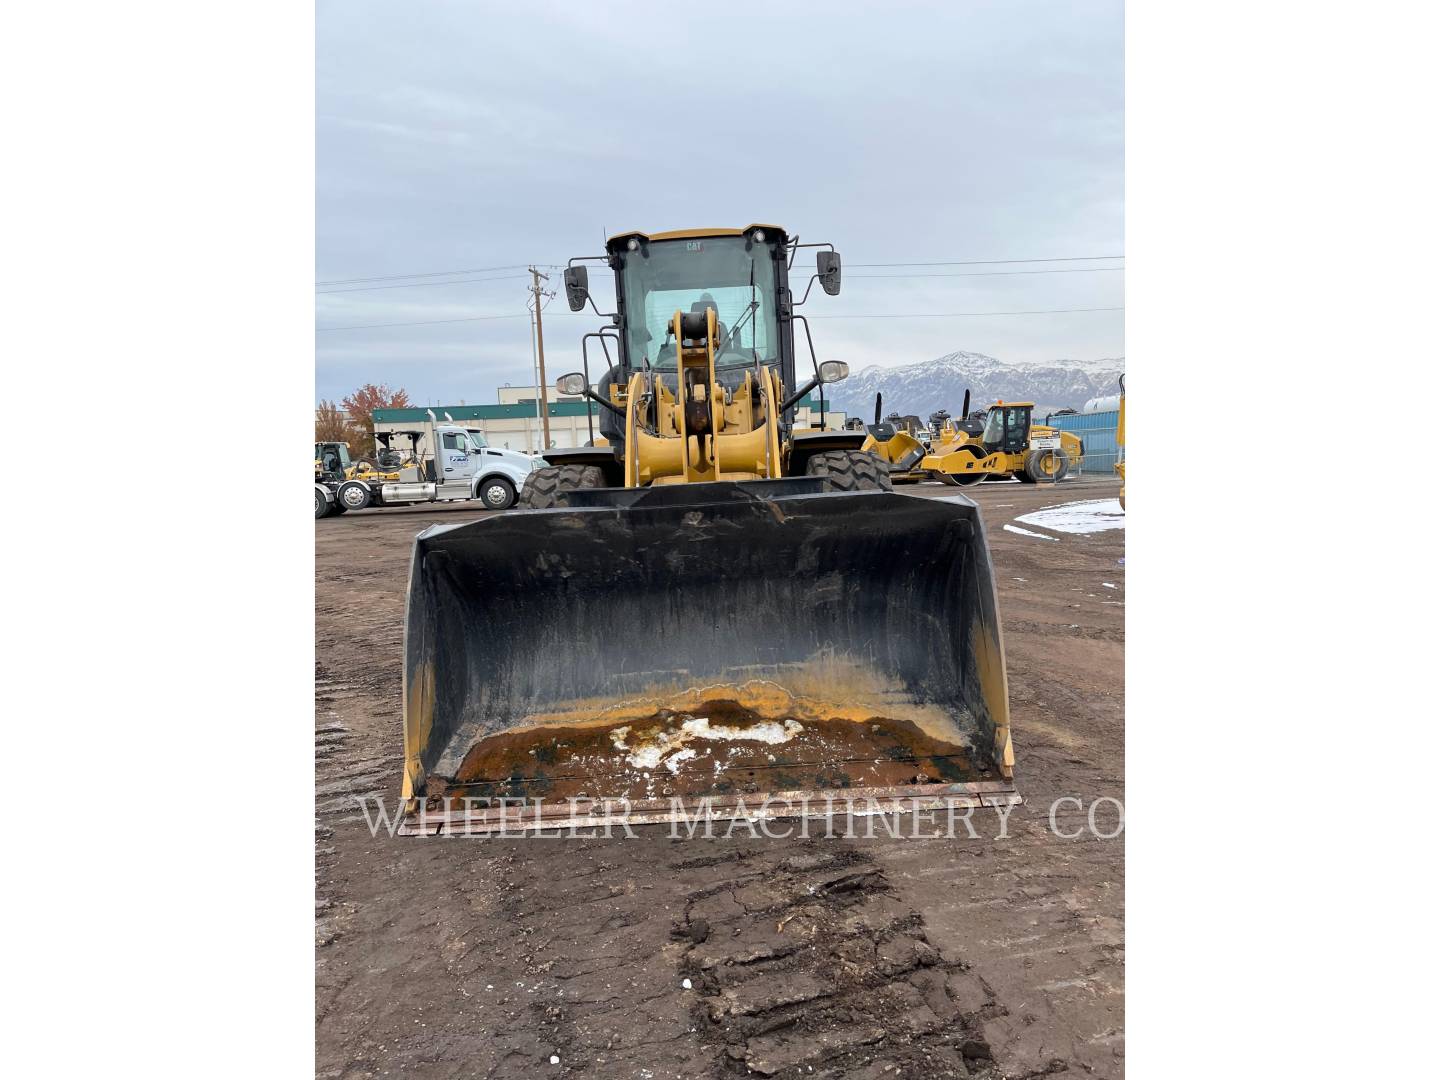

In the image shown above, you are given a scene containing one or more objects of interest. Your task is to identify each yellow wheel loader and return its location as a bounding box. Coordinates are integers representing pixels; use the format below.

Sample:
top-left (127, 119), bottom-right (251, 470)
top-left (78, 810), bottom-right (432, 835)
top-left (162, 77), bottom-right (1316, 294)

top-left (400, 225), bottom-right (1017, 834)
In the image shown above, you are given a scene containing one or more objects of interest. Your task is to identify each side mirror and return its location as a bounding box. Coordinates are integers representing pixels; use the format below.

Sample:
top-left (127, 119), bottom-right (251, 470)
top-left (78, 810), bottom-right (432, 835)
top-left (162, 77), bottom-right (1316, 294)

top-left (817, 360), bottom-right (849, 384)
top-left (563, 266), bottom-right (590, 312)
top-left (816, 251), bottom-right (842, 296)
top-left (556, 372), bottom-right (588, 396)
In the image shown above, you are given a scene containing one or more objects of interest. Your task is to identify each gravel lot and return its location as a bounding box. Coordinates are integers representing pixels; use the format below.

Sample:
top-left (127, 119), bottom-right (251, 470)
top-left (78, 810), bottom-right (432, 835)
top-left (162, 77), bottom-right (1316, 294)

top-left (316, 477), bottom-right (1125, 1079)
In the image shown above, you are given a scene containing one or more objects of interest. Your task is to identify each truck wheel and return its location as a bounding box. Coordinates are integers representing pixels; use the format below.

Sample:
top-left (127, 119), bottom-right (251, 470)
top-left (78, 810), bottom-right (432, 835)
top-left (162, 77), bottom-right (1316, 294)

top-left (805, 450), bottom-right (893, 492)
top-left (337, 481), bottom-right (372, 511)
top-left (478, 476), bottom-right (516, 511)
top-left (1023, 448), bottom-right (1067, 483)
top-left (518, 464), bottom-right (607, 509)
top-left (314, 488), bottom-right (332, 519)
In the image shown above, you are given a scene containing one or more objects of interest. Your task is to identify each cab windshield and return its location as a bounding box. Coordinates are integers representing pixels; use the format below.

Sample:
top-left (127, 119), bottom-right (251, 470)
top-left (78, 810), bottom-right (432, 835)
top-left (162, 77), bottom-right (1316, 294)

top-left (982, 410), bottom-right (1005, 444)
top-left (619, 236), bottom-right (779, 373)
top-left (467, 431), bottom-right (488, 451)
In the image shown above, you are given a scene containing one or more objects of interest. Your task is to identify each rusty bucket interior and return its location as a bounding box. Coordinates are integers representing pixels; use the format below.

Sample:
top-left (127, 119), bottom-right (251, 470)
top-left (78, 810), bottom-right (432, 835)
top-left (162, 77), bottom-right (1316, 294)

top-left (401, 483), bottom-right (1014, 833)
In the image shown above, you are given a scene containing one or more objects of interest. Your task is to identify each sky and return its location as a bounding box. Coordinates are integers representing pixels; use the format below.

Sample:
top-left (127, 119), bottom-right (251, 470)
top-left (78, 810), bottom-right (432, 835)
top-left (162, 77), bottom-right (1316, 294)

top-left (316, 0), bottom-right (1123, 406)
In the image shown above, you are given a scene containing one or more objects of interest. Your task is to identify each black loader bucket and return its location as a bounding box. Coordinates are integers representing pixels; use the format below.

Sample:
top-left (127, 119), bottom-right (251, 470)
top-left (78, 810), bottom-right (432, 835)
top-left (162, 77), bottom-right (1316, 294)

top-left (399, 482), bottom-right (1015, 834)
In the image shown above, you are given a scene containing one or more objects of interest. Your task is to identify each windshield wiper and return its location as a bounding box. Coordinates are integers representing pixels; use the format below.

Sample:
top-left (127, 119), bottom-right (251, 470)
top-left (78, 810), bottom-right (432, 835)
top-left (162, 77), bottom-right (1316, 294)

top-left (714, 260), bottom-right (761, 359)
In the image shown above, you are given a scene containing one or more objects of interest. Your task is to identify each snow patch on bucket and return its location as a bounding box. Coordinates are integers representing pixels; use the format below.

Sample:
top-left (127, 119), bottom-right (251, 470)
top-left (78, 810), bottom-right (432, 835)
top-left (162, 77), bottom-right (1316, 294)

top-left (680, 716), bottom-right (803, 745)
top-left (609, 715), bottom-right (804, 772)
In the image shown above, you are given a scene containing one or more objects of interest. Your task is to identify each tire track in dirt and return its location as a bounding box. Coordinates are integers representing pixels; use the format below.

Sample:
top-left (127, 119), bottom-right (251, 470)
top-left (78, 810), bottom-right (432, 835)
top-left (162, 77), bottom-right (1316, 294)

top-left (675, 842), bottom-right (1001, 1078)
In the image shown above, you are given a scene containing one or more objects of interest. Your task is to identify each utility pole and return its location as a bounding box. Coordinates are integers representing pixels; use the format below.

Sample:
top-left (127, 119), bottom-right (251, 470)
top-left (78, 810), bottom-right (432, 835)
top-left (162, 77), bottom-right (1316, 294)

top-left (529, 266), bottom-right (552, 451)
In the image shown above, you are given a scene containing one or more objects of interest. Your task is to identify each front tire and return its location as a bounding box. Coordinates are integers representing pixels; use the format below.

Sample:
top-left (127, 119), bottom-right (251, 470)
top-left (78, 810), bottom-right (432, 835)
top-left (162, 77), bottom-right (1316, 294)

top-left (804, 450), bottom-right (893, 492)
top-left (517, 464), bottom-right (607, 509)
top-left (1022, 448), bottom-right (1068, 483)
top-left (478, 476), bottom-right (517, 511)
top-left (337, 480), bottom-right (372, 511)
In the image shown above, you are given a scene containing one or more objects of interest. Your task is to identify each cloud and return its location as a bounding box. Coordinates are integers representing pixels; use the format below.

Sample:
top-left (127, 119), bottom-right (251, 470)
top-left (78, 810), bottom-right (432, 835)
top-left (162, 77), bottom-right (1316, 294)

top-left (316, 0), bottom-right (1123, 405)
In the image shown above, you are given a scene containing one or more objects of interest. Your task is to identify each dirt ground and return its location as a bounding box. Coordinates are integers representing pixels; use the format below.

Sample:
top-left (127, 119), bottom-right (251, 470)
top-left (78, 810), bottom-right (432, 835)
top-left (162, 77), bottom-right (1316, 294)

top-left (316, 477), bottom-right (1125, 1079)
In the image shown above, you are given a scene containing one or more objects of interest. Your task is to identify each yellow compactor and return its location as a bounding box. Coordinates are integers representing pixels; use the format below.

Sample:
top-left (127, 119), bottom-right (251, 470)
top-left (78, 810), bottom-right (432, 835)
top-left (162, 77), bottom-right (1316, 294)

top-left (864, 394), bottom-right (1083, 487)
top-left (399, 225), bottom-right (1017, 833)
top-left (921, 401), bottom-right (1084, 486)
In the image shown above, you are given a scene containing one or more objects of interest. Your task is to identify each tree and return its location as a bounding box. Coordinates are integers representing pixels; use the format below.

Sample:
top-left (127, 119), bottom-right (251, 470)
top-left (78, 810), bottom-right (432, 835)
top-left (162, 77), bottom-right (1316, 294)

top-left (341, 383), bottom-right (411, 430)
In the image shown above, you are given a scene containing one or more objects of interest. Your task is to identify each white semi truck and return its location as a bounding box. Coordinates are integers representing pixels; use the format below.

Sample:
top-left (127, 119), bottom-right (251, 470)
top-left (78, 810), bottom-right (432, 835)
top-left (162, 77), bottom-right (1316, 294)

top-left (315, 414), bottom-right (544, 518)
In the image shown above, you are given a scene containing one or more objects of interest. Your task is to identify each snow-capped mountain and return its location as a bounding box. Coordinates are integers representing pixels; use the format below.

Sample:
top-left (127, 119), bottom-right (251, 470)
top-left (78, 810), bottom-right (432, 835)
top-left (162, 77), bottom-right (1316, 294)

top-left (822, 351), bottom-right (1125, 420)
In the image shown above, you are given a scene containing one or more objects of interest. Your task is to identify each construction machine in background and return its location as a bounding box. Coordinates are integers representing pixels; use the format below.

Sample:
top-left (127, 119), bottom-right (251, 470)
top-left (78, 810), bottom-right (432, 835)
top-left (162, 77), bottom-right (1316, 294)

top-left (863, 390), bottom-right (1082, 487)
top-left (862, 392), bottom-right (975, 480)
top-left (1116, 375), bottom-right (1126, 509)
top-left (399, 225), bottom-right (1016, 834)
top-left (859, 395), bottom-right (929, 480)
top-left (315, 441), bottom-right (353, 518)
top-left (923, 399), bottom-right (1084, 487)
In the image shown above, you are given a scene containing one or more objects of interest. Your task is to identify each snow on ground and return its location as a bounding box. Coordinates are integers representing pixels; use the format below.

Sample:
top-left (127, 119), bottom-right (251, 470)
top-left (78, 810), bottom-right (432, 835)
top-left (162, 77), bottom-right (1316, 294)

top-left (1014, 498), bottom-right (1125, 535)
top-left (1003, 524), bottom-right (1058, 541)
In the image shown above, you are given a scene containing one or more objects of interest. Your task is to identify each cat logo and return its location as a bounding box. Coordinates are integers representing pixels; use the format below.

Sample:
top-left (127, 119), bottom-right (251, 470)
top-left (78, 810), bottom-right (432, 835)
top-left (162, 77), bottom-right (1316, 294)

top-left (685, 240), bottom-right (705, 253)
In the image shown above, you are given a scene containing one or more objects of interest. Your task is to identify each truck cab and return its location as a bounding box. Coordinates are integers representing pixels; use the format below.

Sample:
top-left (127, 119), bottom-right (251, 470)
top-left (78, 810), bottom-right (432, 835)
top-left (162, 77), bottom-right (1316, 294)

top-left (435, 426), bottom-right (541, 509)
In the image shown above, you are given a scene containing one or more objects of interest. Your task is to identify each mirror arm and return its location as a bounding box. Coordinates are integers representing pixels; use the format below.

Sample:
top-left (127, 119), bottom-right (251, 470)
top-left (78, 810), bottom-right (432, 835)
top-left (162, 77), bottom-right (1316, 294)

top-left (584, 387), bottom-right (626, 419)
top-left (792, 274), bottom-right (819, 308)
top-left (793, 314), bottom-right (825, 423)
top-left (577, 331), bottom-right (626, 423)
top-left (780, 376), bottom-right (820, 416)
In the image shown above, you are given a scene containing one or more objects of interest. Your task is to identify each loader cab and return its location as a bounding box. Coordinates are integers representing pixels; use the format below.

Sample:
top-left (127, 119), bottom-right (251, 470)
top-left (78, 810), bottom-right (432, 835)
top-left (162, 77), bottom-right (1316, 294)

top-left (604, 226), bottom-right (797, 407)
top-left (981, 404), bottom-right (1033, 454)
top-left (315, 441), bottom-right (351, 481)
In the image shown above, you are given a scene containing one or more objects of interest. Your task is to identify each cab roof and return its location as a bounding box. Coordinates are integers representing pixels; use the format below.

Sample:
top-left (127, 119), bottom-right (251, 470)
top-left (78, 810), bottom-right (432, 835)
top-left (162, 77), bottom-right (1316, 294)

top-left (606, 224), bottom-right (787, 248)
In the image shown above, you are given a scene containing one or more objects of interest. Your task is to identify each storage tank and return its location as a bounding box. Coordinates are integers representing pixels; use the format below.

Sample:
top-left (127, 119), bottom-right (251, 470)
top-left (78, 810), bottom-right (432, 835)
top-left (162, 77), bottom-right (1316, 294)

top-left (1083, 393), bottom-right (1122, 414)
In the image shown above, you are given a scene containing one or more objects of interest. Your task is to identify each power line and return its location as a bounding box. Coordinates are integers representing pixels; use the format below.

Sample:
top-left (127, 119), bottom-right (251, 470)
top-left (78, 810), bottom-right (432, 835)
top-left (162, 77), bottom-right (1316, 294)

top-left (314, 263), bottom-right (555, 287)
top-left (317, 305), bottom-right (1122, 333)
top-left (850, 267), bottom-right (1123, 280)
top-left (316, 265), bottom-right (1123, 296)
top-left (316, 312), bottom-right (531, 332)
top-left (810, 307), bottom-right (1124, 319)
top-left (848, 256), bottom-right (1124, 268)
top-left (315, 255), bottom-right (1121, 287)
top-left (317, 274), bottom-right (530, 295)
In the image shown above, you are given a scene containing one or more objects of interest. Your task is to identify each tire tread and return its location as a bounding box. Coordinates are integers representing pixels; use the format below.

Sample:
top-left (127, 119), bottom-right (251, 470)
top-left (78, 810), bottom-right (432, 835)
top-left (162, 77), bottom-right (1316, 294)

top-left (804, 450), bottom-right (893, 492)
top-left (517, 464), bottom-right (607, 509)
